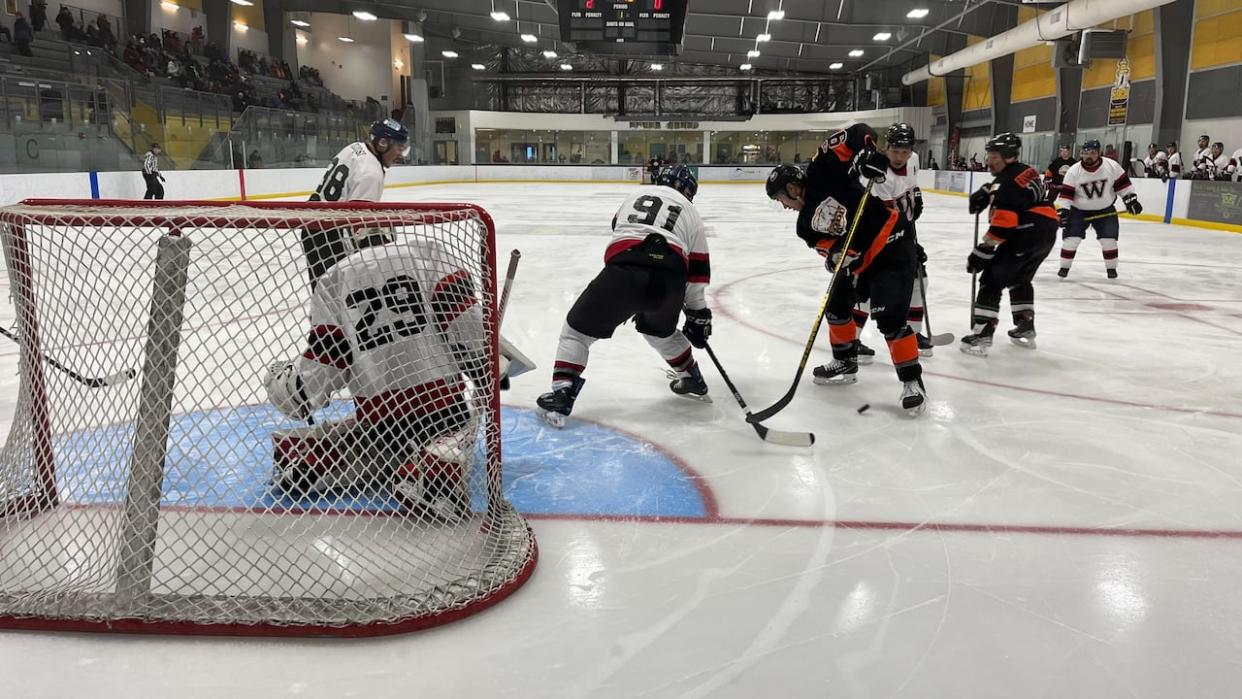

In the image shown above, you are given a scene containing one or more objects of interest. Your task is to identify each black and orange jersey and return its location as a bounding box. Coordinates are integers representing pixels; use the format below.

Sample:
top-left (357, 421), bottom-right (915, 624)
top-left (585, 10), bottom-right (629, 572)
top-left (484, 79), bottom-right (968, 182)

top-left (794, 123), bottom-right (907, 275)
top-left (984, 161), bottom-right (1059, 246)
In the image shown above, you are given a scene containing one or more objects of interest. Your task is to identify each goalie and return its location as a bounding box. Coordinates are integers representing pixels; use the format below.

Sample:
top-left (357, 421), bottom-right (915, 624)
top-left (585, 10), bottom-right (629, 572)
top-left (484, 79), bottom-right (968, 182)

top-left (264, 229), bottom-right (527, 519)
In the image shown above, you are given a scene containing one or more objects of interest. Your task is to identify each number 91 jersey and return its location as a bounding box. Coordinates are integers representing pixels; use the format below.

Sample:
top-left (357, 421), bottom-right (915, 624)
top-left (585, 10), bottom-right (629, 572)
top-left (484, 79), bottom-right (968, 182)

top-left (309, 142), bottom-right (387, 203)
top-left (294, 240), bottom-right (485, 424)
top-left (606, 185), bottom-right (711, 308)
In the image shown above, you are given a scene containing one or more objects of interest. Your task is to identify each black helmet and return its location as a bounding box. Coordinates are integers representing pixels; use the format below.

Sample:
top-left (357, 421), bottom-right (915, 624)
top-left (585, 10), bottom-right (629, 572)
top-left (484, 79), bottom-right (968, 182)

top-left (1081, 139), bottom-right (1102, 152)
top-left (655, 164), bottom-right (699, 200)
top-left (885, 122), bottom-right (916, 149)
top-left (765, 164), bottom-right (805, 200)
top-left (984, 132), bottom-right (1022, 159)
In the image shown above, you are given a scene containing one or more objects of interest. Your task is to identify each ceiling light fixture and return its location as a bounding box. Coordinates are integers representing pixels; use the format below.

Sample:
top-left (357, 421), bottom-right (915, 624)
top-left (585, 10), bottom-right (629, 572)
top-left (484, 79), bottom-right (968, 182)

top-left (651, 63), bottom-right (663, 70)
top-left (521, 33), bottom-right (537, 42)
top-left (906, 8), bottom-right (929, 19)
top-left (740, 63), bottom-right (753, 71)
top-left (873, 32), bottom-right (892, 41)
top-left (747, 49), bottom-right (760, 58)
top-left (829, 62), bottom-right (843, 69)
top-left (543, 50), bottom-right (557, 58)
top-left (767, 10), bottom-right (785, 20)
top-left (849, 49), bottom-right (864, 57)
top-left (352, 10), bottom-right (377, 20)
top-left (442, 50), bottom-right (458, 58)
top-left (560, 63), bottom-right (573, 70)
top-left (403, 33), bottom-right (424, 42)
top-left (337, 36), bottom-right (354, 42)
top-left (230, 0), bottom-right (253, 6)
top-left (290, 19), bottom-right (310, 27)
top-left (472, 63), bottom-right (486, 70)
top-left (756, 33), bottom-right (771, 42)
top-left (233, 20), bottom-right (248, 30)
top-left (490, 11), bottom-right (510, 21)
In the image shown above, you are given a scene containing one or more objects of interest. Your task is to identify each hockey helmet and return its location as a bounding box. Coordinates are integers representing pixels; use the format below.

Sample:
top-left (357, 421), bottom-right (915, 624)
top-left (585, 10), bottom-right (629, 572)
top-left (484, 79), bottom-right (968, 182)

top-left (656, 164), bottom-right (699, 200)
top-left (984, 132), bottom-right (1022, 159)
top-left (1081, 138), bottom-right (1102, 152)
top-left (885, 122), bottom-right (916, 149)
top-left (765, 164), bottom-right (805, 200)
top-left (369, 119), bottom-right (410, 156)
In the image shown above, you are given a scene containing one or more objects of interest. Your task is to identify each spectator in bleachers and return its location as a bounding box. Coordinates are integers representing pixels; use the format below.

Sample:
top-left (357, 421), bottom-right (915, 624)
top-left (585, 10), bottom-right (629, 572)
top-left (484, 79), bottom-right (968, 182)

top-left (190, 26), bottom-right (204, 54)
top-left (123, 36), bottom-right (145, 73)
top-left (13, 12), bottom-right (33, 58)
top-left (85, 22), bottom-right (101, 48)
top-left (97, 15), bottom-right (115, 52)
top-left (30, 1), bottom-right (47, 32)
top-left (56, 6), bottom-right (74, 41)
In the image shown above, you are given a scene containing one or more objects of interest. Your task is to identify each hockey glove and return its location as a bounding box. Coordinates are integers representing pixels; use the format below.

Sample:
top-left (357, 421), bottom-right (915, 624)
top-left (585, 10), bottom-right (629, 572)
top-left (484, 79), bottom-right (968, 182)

top-left (911, 188), bottom-right (924, 221)
top-left (1058, 207), bottom-right (1071, 229)
top-left (829, 249), bottom-right (861, 275)
top-left (681, 307), bottom-right (712, 349)
top-left (1123, 193), bottom-right (1143, 216)
top-left (916, 243), bottom-right (928, 265)
top-left (852, 148), bottom-right (890, 183)
top-left (966, 243), bottom-right (995, 274)
top-left (968, 185), bottom-right (993, 215)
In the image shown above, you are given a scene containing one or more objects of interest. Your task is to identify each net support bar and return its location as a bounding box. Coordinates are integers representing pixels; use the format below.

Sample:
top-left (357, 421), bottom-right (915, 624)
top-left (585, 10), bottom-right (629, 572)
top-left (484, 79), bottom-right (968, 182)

top-left (115, 233), bottom-right (193, 605)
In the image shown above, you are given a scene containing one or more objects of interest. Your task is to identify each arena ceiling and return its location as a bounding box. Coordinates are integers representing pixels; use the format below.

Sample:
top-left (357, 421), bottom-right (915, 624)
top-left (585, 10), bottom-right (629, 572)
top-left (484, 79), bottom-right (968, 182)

top-left (341, 0), bottom-right (1024, 74)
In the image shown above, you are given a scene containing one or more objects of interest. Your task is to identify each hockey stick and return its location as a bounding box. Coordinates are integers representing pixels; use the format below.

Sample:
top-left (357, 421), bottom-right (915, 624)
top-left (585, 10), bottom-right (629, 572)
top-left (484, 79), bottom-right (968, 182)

top-left (917, 265), bottom-right (954, 347)
top-left (969, 212), bottom-right (980, 327)
top-left (497, 249), bottom-right (521, 326)
top-left (746, 179), bottom-right (876, 425)
top-left (1083, 210), bottom-right (1119, 222)
top-left (704, 342), bottom-right (814, 447)
top-left (0, 325), bottom-right (136, 388)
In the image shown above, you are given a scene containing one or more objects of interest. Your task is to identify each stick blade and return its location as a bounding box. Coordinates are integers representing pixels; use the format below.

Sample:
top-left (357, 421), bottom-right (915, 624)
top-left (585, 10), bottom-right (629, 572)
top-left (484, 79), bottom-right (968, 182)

top-left (753, 423), bottom-right (815, 447)
top-left (928, 332), bottom-right (955, 347)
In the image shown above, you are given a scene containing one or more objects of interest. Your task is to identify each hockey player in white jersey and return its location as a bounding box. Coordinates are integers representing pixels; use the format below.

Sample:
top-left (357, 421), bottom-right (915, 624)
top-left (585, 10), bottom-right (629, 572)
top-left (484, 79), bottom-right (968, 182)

top-left (851, 123), bottom-right (934, 360)
top-left (536, 165), bottom-right (712, 427)
top-left (1229, 147), bottom-right (1242, 181)
top-left (1142, 143), bottom-right (1169, 179)
top-left (1167, 143), bottom-right (1184, 179)
top-left (1207, 142), bottom-right (1233, 180)
top-left (264, 229), bottom-right (486, 519)
top-left (1055, 139), bottom-right (1142, 280)
top-left (1191, 134), bottom-right (1213, 179)
top-left (303, 119), bottom-right (410, 285)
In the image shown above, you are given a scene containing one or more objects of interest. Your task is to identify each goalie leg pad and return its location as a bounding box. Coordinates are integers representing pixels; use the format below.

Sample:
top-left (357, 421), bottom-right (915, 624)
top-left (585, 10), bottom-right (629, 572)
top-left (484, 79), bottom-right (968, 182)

top-left (271, 417), bottom-right (372, 497)
top-left (393, 429), bottom-right (474, 522)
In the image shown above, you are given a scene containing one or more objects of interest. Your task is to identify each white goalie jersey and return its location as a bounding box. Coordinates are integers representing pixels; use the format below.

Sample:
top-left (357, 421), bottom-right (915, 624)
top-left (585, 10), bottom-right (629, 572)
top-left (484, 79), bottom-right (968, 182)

top-left (268, 239), bottom-right (486, 424)
top-left (1056, 158), bottom-right (1135, 213)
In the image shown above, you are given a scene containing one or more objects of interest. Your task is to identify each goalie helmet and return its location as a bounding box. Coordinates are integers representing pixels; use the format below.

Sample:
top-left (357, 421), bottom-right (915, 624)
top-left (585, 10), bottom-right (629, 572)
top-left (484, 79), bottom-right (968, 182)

top-left (984, 132), bottom-right (1022, 159)
top-left (765, 164), bottom-right (805, 199)
top-left (885, 123), bottom-right (916, 149)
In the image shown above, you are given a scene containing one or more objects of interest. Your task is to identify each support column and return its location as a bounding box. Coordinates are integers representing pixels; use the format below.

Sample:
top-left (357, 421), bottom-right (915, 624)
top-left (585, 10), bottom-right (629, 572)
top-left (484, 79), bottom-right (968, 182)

top-left (123, 0), bottom-right (149, 38)
top-left (1055, 67), bottom-right (1084, 146)
top-left (990, 53), bottom-right (1015, 135)
top-left (1153, 0), bottom-right (1195, 146)
top-left (405, 22), bottom-right (431, 165)
top-left (203, 0), bottom-right (232, 57)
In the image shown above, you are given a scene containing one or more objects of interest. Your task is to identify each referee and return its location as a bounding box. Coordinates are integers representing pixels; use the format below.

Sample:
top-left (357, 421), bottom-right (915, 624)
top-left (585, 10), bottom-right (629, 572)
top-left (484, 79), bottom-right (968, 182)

top-left (142, 144), bottom-right (166, 199)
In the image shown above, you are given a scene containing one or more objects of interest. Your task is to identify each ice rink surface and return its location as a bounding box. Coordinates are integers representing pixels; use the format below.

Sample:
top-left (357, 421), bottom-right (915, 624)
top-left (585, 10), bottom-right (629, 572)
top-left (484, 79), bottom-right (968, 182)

top-left (3, 181), bottom-right (1242, 698)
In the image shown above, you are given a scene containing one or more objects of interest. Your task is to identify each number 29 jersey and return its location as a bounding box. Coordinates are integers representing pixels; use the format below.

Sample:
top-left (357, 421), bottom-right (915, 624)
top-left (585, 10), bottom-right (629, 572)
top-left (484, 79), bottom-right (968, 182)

top-left (605, 185), bottom-right (711, 310)
top-left (295, 240), bottom-right (485, 424)
top-left (309, 142), bottom-right (387, 202)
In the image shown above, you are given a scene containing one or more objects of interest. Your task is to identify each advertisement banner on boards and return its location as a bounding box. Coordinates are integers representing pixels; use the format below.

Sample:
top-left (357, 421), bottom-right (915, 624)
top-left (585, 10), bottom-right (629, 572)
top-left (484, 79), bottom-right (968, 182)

top-left (1186, 180), bottom-right (1242, 225)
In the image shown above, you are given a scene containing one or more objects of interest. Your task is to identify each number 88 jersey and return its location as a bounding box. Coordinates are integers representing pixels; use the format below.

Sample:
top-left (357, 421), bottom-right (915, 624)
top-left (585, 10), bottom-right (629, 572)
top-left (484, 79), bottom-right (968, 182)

top-left (606, 184), bottom-right (711, 309)
top-left (309, 142), bottom-right (387, 203)
top-left (294, 240), bottom-right (485, 424)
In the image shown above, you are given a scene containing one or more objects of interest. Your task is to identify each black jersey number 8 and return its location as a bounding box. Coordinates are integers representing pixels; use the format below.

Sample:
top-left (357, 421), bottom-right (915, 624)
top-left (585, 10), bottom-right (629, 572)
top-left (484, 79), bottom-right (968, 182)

top-left (346, 275), bottom-right (428, 352)
top-left (311, 157), bottom-right (350, 202)
top-left (627, 195), bottom-right (683, 233)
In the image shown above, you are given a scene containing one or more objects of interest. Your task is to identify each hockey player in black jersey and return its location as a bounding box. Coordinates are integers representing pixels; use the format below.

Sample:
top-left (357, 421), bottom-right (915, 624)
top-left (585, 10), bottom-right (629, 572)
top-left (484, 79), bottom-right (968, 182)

top-left (766, 123), bottom-right (927, 416)
top-left (1044, 144), bottom-right (1077, 203)
top-left (961, 133), bottom-right (1059, 356)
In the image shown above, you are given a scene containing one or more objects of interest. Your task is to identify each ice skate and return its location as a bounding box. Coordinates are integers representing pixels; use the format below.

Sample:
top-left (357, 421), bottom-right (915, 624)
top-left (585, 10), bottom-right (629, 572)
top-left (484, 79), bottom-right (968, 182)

top-left (536, 377), bottom-right (584, 428)
top-left (669, 363), bottom-right (712, 403)
top-left (1106, 268), bottom-right (1118, 279)
top-left (855, 341), bottom-right (876, 365)
top-left (1007, 319), bottom-right (1037, 349)
top-left (900, 378), bottom-right (927, 416)
top-left (916, 333), bottom-right (934, 357)
top-left (959, 333), bottom-right (993, 357)
top-left (1057, 267), bottom-right (1069, 279)
top-left (812, 358), bottom-right (859, 385)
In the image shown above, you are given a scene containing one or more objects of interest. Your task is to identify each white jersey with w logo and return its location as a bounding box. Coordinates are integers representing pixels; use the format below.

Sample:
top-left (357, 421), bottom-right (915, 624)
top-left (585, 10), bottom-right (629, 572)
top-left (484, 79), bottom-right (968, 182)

top-left (1056, 157), bottom-right (1136, 213)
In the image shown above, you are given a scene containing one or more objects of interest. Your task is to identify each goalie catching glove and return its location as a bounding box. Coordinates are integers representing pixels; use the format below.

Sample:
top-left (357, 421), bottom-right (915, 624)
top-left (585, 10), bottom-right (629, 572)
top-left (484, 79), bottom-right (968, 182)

top-left (682, 307), bottom-right (712, 349)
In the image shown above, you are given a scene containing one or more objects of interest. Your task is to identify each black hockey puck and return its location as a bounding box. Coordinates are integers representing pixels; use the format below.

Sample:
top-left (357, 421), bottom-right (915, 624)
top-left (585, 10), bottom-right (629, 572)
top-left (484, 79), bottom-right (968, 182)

top-left (857, 404), bottom-right (871, 414)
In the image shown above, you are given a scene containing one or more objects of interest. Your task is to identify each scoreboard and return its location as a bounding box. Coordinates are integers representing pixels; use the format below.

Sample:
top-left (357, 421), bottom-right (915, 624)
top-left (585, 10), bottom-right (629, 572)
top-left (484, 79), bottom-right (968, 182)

top-left (556, 0), bottom-right (689, 55)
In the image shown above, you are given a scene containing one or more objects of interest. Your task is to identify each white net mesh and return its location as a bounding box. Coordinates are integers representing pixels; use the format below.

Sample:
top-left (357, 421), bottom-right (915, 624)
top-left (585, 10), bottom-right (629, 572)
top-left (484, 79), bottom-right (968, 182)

top-left (0, 200), bottom-right (536, 636)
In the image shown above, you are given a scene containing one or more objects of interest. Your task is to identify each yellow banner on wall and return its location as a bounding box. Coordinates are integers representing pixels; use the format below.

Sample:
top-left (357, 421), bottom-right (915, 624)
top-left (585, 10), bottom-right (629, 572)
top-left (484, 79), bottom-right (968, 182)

top-left (1107, 58), bottom-right (1130, 126)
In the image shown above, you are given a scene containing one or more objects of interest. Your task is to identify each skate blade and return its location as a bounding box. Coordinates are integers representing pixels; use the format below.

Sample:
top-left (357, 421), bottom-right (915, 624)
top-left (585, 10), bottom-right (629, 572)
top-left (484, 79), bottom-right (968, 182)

top-left (918, 347), bottom-right (934, 357)
top-left (959, 344), bottom-right (989, 358)
top-left (675, 392), bottom-right (713, 404)
top-left (1009, 336), bottom-right (1037, 350)
top-left (855, 355), bottom-right (875, 366)
top-left (813, 375), bottom-right (859, 386)
top-left (538, 410), bottom-right (567, 428)
top-left (904, 401), bottom-right (927, 417)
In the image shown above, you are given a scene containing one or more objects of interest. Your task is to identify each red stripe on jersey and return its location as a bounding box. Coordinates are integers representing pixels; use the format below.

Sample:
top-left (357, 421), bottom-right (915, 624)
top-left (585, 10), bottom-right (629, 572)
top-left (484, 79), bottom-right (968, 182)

top-left (431, 269), bottom-right (477, 330)
top-left (604, 237), bottom-right (689, 267)
top-left (303, 324), bottom-right (350, 369)
top-left (1114, 173), bottom-right (1133, 190)
top-left (554, 360), bottom-right (585, 372)
top-left (355, 378), bottom-right (465, 424)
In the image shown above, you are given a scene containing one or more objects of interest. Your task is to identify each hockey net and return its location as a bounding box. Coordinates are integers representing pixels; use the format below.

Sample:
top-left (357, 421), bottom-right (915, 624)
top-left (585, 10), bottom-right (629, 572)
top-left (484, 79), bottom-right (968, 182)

top-left (0, 200), bottom-right (536, 636)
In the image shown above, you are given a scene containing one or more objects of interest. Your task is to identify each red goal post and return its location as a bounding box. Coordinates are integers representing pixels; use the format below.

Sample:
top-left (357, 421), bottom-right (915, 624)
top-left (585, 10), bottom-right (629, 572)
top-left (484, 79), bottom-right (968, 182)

top-left (0, 199), bottom-right (537, 637)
